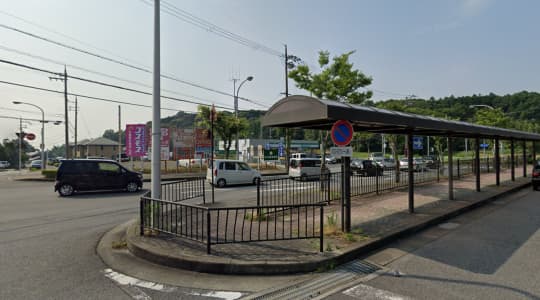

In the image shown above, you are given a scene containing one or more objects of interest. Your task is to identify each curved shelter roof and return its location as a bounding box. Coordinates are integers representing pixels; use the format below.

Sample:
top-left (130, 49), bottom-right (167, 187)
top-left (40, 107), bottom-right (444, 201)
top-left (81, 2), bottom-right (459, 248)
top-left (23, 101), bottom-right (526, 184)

top-left (261, 95), bottom-right (540, 141)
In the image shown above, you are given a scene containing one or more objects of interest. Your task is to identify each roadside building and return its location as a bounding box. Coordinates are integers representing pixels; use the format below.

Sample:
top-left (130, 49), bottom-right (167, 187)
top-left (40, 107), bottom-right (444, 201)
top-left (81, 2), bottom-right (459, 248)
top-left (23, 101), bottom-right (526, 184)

top-left (72, 137), bottom-right (123, 159)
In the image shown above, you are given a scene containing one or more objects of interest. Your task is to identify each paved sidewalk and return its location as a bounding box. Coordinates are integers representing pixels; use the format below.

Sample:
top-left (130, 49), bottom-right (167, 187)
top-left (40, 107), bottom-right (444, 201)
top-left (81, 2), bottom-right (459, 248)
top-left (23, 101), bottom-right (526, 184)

top-left (119, 167), bottom-right (533, 275)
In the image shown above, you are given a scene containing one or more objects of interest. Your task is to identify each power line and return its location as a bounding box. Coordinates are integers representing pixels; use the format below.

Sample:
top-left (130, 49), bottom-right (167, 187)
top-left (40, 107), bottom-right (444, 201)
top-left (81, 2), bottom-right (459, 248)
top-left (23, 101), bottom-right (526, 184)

top-left (0, 79), bottom-right (197, 113)
top-left (0, 106), bottom-right (62, 118)
top-left (0, 22), bottom-right (268, 107)
top-left (139, 0), bottom-right (283, 58)
top-left (0, 57), bottom-right (233, 110)
top-left (0, 9), bottom-right (147, 69)
top-left (0, 44), bottom-right (231, 108)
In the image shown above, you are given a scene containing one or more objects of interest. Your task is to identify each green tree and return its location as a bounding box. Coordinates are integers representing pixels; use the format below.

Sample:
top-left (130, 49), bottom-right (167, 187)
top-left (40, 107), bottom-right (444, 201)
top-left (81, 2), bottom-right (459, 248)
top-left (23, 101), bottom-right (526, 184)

top-left (196, 106), bottom-right (249, 159)
top-left (289, 50), bottom-right (373, 104)
top-left (288, 50), bottom-right (374, 167)
top-left (102, 129), bottom-right (125, 144)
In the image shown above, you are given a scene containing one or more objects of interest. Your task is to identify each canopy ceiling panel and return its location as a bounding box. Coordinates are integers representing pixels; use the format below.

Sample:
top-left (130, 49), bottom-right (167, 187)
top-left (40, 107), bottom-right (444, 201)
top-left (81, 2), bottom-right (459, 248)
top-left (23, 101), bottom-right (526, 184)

top-left (262, 95), bottom-right (540, 140)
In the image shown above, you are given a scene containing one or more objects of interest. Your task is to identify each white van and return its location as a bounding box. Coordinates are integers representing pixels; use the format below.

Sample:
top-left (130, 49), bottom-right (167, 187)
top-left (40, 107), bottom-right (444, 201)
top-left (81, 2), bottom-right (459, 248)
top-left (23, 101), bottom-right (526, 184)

top-left (207, 159), bottom-right (261, 188)
top-left (289, 158), bottom-right (321, 179)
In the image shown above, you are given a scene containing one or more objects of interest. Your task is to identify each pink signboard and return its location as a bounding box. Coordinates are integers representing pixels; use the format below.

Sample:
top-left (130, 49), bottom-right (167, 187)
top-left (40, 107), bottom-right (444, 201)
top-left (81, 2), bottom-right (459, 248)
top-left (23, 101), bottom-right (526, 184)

top-left (160, 127), bottom-right (170, 147)
top-left (125, 124), bottom-right (146, 157)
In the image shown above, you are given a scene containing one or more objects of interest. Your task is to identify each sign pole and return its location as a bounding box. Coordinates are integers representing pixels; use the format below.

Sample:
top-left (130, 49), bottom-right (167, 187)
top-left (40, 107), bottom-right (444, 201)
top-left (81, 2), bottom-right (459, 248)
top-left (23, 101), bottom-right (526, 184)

top-left (211, 105), bottom-right (215, 204)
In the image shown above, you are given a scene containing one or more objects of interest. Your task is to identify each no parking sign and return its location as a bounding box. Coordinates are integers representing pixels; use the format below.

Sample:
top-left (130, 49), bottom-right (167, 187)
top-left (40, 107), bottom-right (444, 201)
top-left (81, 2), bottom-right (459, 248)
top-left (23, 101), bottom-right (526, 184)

top-left (331, 120), bottom-right (354, 146)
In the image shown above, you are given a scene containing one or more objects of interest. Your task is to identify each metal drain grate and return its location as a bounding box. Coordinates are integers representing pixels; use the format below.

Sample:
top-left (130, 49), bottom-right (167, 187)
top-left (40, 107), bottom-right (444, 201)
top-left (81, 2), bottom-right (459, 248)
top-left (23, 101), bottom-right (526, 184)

top-left (246, 260), bottom-right (381, 300)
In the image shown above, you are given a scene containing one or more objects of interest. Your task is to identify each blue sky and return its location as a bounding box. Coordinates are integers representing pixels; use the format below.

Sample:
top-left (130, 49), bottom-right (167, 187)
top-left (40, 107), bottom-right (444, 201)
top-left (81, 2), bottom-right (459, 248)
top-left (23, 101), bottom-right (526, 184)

top-left (0, 0), bottom-right (539, 148)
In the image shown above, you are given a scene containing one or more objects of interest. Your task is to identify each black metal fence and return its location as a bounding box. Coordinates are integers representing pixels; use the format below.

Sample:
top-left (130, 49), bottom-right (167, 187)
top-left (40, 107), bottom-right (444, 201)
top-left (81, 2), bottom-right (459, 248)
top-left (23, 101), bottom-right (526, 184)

top-left (160, 177), bottom-right (206, 202)
top-left (140, 192), bottom-right (324, 254)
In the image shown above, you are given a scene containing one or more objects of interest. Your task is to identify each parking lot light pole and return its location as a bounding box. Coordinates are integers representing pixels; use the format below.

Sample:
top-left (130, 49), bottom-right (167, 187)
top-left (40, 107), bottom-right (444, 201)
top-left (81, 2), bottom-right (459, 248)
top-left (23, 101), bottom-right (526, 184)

top-left (233, 76), bottom-right (253, 160)
top-left (13, 101), bottom-right (46, 170)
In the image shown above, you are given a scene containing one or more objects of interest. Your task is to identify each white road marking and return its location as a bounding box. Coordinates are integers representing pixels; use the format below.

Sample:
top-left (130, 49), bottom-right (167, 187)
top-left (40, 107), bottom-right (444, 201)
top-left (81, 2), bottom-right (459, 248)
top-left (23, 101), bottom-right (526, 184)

top-left (343, 284), bottom-right (412, 300)
top-left (103, 268), bottom-right (176, 292)
top-left (187, 291), bottom-right (243, 300)
top-left (438, 222), bottom-right (460, 230)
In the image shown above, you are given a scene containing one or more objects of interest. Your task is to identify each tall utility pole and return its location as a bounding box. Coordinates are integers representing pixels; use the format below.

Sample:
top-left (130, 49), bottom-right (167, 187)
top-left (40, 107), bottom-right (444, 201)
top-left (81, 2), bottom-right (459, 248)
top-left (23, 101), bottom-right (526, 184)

top-left (118, 105), bottom-right (121, 161)
top-left (284, 44), bottom-right (291, 172)
top-left (18, 117), bottom-right (22, 171)
top-left (74, 97), bottom-right (78, 158)
top-left (64, 67), bottom-right (69, 159)
top-left (49, 67), bottom-right (69, 159)
top-left (151, 0), bottom-right (161, 199)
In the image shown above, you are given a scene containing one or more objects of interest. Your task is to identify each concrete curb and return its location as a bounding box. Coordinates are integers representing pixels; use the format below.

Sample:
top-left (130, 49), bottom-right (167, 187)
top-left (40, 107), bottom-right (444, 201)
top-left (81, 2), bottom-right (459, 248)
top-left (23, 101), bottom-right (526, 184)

top-left (122, 181), bottom-right (531, 275)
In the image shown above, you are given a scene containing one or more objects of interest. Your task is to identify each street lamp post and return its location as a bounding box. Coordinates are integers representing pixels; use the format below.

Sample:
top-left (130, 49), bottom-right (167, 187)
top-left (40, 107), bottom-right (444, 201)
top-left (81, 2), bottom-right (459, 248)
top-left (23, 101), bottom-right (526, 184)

top-left (233, 76), bottom-right (253, 160)
top-left (13, 101), bottom-right (46, 169)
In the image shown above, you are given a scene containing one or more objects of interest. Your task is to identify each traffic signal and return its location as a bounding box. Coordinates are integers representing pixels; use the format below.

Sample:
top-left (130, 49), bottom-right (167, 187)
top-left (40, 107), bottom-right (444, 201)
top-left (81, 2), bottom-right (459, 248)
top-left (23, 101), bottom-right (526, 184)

top-left (15, 132), bottom-right (27, 138)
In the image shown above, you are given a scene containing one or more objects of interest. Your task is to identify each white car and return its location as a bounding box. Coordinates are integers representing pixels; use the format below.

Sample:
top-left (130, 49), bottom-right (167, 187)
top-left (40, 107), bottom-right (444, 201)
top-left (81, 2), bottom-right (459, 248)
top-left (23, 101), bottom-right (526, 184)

top-left (0, 161), bottom-right (10, 168)
top-left (207, 159), bottom-right (261, 188)
top-left (178, 158), bottom-right (207, 167)
top-left (289, 158), bottom-right (321, 180)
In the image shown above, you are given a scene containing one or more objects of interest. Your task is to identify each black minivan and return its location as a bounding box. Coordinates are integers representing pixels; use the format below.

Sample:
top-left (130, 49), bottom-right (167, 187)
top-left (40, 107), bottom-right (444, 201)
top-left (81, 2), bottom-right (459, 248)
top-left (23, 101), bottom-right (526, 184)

top-left (55, 159), bottom-right (143, 196)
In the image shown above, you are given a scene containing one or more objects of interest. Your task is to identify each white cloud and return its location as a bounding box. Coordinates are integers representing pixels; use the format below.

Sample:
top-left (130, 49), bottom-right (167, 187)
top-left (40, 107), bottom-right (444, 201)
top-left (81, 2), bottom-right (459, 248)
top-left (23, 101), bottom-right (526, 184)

top-left (461, 0), bottom-right (492, 16)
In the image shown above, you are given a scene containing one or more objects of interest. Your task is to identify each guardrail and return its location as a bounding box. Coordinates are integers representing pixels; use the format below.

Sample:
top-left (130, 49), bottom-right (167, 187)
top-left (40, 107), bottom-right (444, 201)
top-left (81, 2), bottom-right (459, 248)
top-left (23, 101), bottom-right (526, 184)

top-left (140, 192), bottom-right (324, 254)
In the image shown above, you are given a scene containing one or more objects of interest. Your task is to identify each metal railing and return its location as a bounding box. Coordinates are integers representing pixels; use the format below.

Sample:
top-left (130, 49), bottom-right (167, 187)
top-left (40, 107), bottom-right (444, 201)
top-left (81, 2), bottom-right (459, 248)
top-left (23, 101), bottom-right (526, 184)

top-left (258, 174), bottom-right (332, 206)
top-left (160, 177), bottom-right (205, 202)
top-left (140, 192), bottom-right (324, 254)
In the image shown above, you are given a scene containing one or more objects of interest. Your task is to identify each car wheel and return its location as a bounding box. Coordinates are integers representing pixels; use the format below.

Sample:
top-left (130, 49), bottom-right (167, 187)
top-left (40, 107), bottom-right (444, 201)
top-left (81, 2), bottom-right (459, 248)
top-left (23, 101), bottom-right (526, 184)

top-left (58, 183), bottom-right (74, 197)
top-left (217, 179), bottom-right (226, 188)
top-left (126, 181), bottom-right (139, 192)
top-left (253, 177), bottom-right (261, 185)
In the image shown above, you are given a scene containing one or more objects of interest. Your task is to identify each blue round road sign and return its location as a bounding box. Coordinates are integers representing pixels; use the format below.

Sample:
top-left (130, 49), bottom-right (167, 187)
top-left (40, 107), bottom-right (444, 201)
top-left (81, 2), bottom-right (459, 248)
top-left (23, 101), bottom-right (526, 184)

top-left (331, 120), bottom-right (354, 146)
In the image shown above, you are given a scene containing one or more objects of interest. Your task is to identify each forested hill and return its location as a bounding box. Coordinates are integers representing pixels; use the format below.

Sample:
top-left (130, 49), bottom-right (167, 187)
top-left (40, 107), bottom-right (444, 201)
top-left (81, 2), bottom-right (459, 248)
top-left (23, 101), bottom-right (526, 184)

top-left (102, 91), bottom-right (540, 143)
top-left (374, 91), bottom-right (540, 122)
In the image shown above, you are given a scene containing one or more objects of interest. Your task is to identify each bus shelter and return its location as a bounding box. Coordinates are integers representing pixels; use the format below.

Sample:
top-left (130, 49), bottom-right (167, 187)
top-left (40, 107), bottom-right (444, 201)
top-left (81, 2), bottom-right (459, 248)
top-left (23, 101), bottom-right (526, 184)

top-left (262, 95), bottom-right (540, 232)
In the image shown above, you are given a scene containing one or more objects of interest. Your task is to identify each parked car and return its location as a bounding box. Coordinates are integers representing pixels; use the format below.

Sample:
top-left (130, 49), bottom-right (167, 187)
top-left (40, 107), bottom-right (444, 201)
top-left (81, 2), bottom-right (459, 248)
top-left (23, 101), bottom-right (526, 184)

top-left (422, 155), bottom-right (439, 168)
top-left (368, 152), bottom-right (384, 160)
top-left (325, 155), bottom-right (337, 164)
top-left (351, 159), bottom-right (383, 176)
top-left (207, 159), bottom-right (261, 188)
top-left (291, 153), bottom-right (307, 159)
top-left (532, 161), bottom-right (540, 191)
top-left (289, 158), bottom-right (321, 180)
top-left (382, 158), bottom-right (396, 169)
top-left (178, 158), bottom-right (207, 167)
top-left (399, 157), bottom-right (427, 172)
top-left (30, 160), bottom-right (42, 169)
top-left (112, 153), bottom-right (130, 162)
top-left (371, 157), bottom-right (385, 168)
top-left (54, 159), bottom-right (143, 196)
top-left (0, 161), bottom-right (10, 168)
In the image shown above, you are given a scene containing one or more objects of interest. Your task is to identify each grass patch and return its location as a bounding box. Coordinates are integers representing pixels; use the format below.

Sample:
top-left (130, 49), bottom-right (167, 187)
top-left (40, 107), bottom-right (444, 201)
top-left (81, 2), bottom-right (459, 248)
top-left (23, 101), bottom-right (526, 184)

top-left (323, 212), bottom-right (339, 235)
top-left (41, 169), bottom-right (57, 179)
top-left (112, 240), bottom-right (127, 249)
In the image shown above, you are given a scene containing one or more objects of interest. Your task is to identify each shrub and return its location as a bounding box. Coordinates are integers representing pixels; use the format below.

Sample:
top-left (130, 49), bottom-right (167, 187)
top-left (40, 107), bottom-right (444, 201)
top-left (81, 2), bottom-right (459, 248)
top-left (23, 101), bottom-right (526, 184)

top-left (41, 169), bottom-right (57, 179)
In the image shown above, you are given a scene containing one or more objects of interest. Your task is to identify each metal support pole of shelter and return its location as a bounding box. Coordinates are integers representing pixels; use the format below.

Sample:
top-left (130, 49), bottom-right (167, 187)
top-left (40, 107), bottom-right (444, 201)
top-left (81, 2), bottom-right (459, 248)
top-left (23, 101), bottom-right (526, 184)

top-left (495, 138), bottom-right (500, 186)
top-left (533, 141), bottom-right (537, 163)
top-left (448, 137), bottom-right (454, 200)
top-left (523, 140), bottom-right (527, 178)
top-left (510, 139), bottom-right (515, 181)
top-left (475, 137), bottom-right (480, 192)
top-left (342, 157), bottom-right (351, 232)
top-left (407, 133), bottom-right (414, 213)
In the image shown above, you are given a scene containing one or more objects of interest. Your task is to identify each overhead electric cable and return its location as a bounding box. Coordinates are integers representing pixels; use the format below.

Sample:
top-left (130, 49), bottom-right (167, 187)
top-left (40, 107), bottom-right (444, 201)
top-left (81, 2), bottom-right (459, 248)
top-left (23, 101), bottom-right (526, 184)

top-left (0, 79), bottom-right (195, 113)
top-left (0, 44), bottom-right (231, 107)
top-left (0, 58), bottom-right (233, 109)
top-left (0, 23), bottom-right (267, 107)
